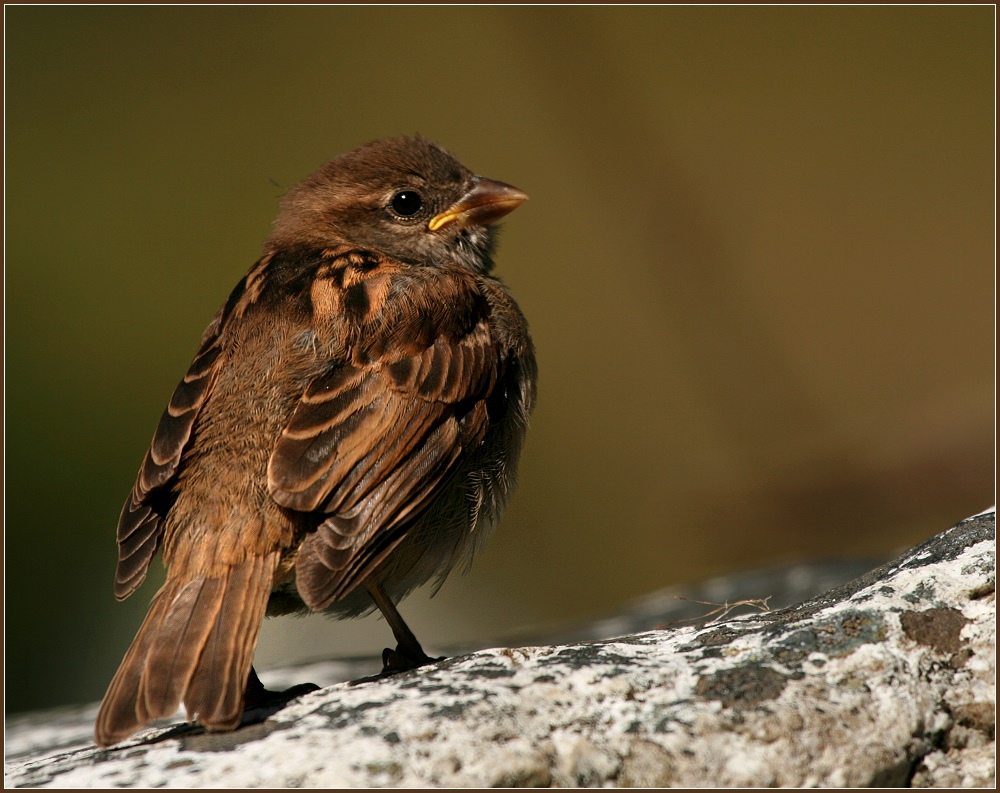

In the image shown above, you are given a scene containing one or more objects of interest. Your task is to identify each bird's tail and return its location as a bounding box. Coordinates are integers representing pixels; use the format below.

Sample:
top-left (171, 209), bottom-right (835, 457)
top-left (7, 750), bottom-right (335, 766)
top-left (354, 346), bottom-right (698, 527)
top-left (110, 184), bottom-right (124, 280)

top-left (94, 552), bottom-right (278, 747)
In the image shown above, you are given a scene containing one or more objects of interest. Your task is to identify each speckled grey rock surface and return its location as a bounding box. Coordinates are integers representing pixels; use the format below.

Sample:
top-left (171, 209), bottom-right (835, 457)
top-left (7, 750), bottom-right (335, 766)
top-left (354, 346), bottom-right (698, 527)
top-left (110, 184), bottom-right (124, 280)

top-left (5, 509), bottom-right (994, 788)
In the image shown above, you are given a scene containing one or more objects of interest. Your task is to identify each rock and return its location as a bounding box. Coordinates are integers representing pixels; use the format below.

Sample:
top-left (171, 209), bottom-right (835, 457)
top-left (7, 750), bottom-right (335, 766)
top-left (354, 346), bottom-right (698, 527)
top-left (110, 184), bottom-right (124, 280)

top-left (5, 509), bottom-right (994, 788)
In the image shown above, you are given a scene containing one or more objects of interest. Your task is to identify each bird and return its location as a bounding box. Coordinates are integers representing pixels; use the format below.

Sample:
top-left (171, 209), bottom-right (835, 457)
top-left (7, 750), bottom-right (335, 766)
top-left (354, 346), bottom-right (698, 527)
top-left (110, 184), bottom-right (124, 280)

top-left (94, 135), bottom-right (536, 747)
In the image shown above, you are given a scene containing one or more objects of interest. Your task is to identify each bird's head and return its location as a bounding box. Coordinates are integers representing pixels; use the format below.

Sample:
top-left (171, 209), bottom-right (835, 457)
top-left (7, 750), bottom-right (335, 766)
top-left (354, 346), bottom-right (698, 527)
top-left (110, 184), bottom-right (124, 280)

top-left (267, 135), bottom-right (528, 274)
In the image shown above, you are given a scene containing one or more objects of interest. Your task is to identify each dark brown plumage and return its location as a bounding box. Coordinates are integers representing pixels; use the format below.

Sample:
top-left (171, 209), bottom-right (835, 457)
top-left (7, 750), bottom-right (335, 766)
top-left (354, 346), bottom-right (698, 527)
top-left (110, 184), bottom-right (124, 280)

top-left (95, 136), bottom-right (536, 747)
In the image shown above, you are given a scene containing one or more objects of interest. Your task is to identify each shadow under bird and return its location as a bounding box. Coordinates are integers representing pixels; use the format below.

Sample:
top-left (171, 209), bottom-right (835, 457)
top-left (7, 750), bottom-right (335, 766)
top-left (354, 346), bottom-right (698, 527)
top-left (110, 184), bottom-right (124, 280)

top-left (95, 136), bottom-right (536, 747)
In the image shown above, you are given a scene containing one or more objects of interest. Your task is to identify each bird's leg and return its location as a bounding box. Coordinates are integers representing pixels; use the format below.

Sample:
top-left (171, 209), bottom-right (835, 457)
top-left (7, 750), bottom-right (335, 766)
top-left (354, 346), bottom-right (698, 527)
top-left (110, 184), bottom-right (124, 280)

top-left (365, 582), bottom-right (444, 673)
top-left (242, 665), bottom-right (320, 711)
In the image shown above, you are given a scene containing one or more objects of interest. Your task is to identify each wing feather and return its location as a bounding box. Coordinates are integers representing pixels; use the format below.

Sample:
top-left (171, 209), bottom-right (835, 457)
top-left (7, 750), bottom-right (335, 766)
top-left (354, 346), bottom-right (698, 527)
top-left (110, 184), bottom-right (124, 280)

top-left (270, 317), bottom-right (504, 608)
top-left (113, 309), bottom-right (227, 600)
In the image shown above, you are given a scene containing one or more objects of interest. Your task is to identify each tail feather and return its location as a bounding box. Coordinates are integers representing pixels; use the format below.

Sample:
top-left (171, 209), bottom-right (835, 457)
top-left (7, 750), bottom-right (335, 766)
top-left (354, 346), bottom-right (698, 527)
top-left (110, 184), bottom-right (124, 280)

top-left (184, 557), bottom-right (272, 728)
top-left (137, 577), bottom-right (225, 725)
top-left (94, 553), bottom-right (278, 747)
top-left (94, 589), bottom-right (174, 747)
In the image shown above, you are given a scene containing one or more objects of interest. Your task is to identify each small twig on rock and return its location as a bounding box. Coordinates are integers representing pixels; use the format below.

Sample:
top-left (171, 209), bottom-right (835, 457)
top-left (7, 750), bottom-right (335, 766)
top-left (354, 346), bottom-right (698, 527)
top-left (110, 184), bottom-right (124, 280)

top-left (659, 595), bottom-right (774, 627)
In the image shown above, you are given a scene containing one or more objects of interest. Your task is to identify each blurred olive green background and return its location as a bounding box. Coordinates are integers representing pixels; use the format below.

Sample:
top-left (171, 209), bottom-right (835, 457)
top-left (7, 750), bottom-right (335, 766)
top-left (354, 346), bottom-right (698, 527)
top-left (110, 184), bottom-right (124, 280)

top-left (6, 7), bottom-right (993, 715)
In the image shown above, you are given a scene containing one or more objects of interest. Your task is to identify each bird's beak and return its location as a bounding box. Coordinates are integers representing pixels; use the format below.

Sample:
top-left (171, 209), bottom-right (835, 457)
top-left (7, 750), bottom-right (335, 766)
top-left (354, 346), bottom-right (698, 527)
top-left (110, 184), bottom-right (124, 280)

top-left (428, 178), bottom-right (529, 232)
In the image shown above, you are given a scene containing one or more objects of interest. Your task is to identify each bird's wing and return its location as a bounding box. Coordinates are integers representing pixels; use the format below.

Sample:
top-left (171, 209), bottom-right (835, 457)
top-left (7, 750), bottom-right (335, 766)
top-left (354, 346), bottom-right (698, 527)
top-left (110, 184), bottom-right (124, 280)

top-left (113, 303), bottom-right (230, 600)
top-left (268, 318), bottom-right (505, 609)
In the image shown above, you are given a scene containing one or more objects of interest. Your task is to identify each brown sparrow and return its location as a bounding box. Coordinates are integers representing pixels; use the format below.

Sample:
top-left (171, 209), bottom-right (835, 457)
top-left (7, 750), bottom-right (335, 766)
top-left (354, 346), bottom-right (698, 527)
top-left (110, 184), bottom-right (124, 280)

top-left (94, 136), bottom-right (536, 747)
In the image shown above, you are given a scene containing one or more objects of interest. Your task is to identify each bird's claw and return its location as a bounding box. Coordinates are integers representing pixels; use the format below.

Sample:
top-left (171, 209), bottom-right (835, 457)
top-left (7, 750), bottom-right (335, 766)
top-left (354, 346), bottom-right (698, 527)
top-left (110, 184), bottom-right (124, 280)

top-left (243, 681), bottom-right (320, 712)
top-left (380, 645), bottom-right (444, 675)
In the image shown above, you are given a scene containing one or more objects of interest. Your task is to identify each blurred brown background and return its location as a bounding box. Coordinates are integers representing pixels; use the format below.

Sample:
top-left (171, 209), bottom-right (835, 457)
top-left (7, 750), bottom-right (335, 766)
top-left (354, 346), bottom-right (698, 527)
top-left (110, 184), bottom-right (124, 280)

top-left (5, 7), bottom-right (993, 714)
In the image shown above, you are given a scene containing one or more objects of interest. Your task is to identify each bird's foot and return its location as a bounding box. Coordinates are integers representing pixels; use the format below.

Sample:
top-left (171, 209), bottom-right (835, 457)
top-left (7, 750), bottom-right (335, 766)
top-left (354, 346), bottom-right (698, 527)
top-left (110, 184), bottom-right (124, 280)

top-left (243, 681), bottom-right (320, 711)
top-left (243, 666), bottom-right (320, 713)
top-left (380, 645), bottom-right (445, 675)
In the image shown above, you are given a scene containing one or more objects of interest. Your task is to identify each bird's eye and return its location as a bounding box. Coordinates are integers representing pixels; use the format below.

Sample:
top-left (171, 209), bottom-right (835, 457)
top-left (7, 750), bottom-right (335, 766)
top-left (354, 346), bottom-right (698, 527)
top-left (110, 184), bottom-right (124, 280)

top-left (389, 191), bottom-right (423, 218)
